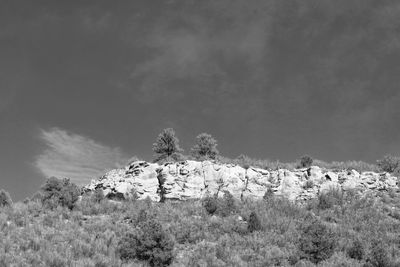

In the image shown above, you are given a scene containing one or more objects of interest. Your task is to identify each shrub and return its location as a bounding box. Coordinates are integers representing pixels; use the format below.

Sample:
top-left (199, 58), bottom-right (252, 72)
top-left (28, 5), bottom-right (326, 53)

top-left (202, 196), bottom-right (218, 215)
top-left (300, 155), bottom-right (314, 168)
top-left (247, 211), bottom-right (262, 233)
top-left (117, 218), bottom-right (174, 267)
top-left (368, 240), bottom-right (391, 267)
top-left (0, 189), bottom-right (12, 207)
top-left (318, 188), bottom-right (343, 210)
top-left (263, 186), bottom-right (274, 200)
top-left (303, 180), bottom-right (314, 189)
top-left (377, 155), bottom-right (400, 173)
top-left (347, 239), bottom-right (364, 260)
top-left (191, 133), bottom-right (219, 160)
top-left (218, 191), bottom-right (237, 217)
top-left (153, 128), bottom-right (183, 163)
top-left (41, 177), bottom-right (81, 210)
top-left (91, 188), bottom-right (104, 203)
top-left (298, 219), bottom-right (337, 264)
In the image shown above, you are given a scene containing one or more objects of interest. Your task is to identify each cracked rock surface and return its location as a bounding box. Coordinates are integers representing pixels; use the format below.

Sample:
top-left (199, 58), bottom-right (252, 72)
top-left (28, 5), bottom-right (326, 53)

top-left (83, 160), bottom-right (398, 202)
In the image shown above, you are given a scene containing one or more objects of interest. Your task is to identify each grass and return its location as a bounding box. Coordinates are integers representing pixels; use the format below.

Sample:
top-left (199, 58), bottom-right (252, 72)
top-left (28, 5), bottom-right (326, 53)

top-left (1, 187), bottom-right (400, 266)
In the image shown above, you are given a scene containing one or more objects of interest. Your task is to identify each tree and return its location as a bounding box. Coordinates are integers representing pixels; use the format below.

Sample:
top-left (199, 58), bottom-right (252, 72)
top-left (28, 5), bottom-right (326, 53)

top-left (377, 155), bottom-right (400, 173)
top-left (152, 128), bottom-right (183, 162)
top-left (0, 189), bottom-right (12, 207)
top-left (41, 177), bottom-right (81, 210)
top-left (300, 155), bottom-right (313, 168)
top-left (191, 133), bottom-right (219, 160)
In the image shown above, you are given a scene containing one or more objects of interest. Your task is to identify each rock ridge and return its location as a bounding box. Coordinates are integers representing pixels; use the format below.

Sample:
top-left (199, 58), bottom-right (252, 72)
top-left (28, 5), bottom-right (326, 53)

top-left (83, 160), bottom-right (398, 202)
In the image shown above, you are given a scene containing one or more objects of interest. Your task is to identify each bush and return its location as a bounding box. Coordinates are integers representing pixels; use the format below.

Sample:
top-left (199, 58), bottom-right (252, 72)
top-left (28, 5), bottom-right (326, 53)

top-left (41, 177), bottom-right (81, 210)
top-left (347, 239), bottom-right (364, 260)
top-left (300, 155), bottom-right (314, 168)
top-left (91, 188), bottom-right (104, 203)
top-left (247, 211), bottom-right (262, 233)
top-left (191, 133), bottom-right (219, 160)
top-left (0, 189), bottom-right (12, 207)
top-left (377, 155), bottom-right (400, 173)
top-left (202, 196), bottom-right (218, 215)
top-left (368, 240), bottom-right (391, 267)
top-left (117, 218), bottom-right (174, 267)
top-left (318, 188), bottom-right (343, 210)
top-left (218, 191), bottom-right (237, 217)
top-left (298, 219), bottom-right (337, 264)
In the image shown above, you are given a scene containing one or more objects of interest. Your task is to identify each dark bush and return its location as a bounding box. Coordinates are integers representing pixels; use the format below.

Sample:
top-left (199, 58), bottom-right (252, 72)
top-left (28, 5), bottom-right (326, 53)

top-left (300, 155), bottom-right (313, 168)
top-left (191, 133), bottom-right (219, 160)
top-left (0, 189), bottom-right (12, 207)
top-left (377, 155), bottom-right (400, 173)
top-left (347, 239), bottom-right (364, 260)
top-left (202, 196), bottom-right (218, 215)
top-left (247, 211), bottom-right (262, 233)
top-left (298, 219), bottom-right (337, 264)
top-left (41, 177), bottom-right (81, 210)
top-left (117, 218), bottom-right (174, 267)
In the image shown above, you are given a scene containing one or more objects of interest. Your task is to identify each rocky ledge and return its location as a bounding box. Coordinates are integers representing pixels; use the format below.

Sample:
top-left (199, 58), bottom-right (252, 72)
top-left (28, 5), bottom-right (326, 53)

top-left (83, 160), bottom-right (398, 202)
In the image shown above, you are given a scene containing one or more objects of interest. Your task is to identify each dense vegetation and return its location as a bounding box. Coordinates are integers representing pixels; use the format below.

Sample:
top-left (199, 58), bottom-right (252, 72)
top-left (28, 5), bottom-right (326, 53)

top-left (1, 178), bottom-right (400, 266)
top-left (1, 129), bottom-right (399, 266)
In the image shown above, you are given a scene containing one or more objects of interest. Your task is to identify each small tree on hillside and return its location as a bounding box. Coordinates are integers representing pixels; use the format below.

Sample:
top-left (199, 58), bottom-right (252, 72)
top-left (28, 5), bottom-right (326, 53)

top-left (191, 133), bottom-right (219, 160)
top-left (377, 155), bottom-right (400, 173)
top-left (153, 128), bottom-right (183, 162)
top-left (0, 189), bottom-right (12, 207)
top-left (300, 155), bottom-right (313, 168)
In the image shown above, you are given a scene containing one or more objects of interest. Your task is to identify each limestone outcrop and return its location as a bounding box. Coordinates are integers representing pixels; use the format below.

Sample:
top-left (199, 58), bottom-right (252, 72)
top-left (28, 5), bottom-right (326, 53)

top-left (83, 160), bottom-right (398, 202)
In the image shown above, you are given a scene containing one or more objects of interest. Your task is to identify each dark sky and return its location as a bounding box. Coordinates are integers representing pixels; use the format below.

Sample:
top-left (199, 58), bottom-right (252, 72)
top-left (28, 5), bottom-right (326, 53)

top-left (1, 0), bottom-right (400, 200)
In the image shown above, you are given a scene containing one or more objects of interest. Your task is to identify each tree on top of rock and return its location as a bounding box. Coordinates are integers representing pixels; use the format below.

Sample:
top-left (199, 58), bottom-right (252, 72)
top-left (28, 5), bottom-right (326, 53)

top-left (152, 128), bottom-right (183, 162)
top-left (191, 133), bottom-right (219, 160)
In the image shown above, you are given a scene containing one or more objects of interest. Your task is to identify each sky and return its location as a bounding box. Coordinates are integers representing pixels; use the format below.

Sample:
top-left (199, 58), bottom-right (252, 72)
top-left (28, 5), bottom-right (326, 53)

top-left (1, 0), bottom-right (400, 200)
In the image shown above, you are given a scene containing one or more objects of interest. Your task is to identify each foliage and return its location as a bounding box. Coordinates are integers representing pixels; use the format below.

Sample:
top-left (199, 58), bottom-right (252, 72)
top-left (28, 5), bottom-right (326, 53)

top-left (41, 177), bottom-right (81, 210)
top-left (300, 155), bottom-right (314, 168)
top-left (191, 133), bottom-right (219, 160)
top-left (347, 239), bottom-right (364, 260)
top-left (152, 128), bottom-right (183, 163)
top-left (298, 219), bottom-right (337, 264)
top-left (247, 211), bottom-right (262, 233)
top-left (0, 189), bottom-right (12, 207)
top-left (117, 217), bottom-right (174, 266)
top-left (3, 185), bottom-right (400, 266)
top-left (377, 155), bottom-right (400, 173)
top-left (368, 240), bottom-right (391, 267)
top-left (202, 196), bottom-right (218, 215)
top-left (318, 187), bottom-right (343, 210)
top-left (91, 188), bottom-right (104, 203)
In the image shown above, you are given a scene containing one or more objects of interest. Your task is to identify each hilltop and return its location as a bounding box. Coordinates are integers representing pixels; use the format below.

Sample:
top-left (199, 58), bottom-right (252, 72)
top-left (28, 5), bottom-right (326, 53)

top-left (84, 160), bottom-right (399, 203)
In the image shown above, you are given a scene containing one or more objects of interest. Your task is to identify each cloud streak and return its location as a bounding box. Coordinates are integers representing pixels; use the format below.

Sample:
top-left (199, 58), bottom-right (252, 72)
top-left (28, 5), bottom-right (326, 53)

top-left (35, 128), bottom-right (128, 185)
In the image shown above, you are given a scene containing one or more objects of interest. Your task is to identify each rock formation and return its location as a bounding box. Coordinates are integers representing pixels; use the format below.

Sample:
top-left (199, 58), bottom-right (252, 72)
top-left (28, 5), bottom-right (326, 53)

top-left (83, 160), bottom-right (398, 202)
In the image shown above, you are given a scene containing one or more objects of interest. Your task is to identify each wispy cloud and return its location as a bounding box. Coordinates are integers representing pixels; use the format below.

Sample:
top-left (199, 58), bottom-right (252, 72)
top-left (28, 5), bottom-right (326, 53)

top-left (35, 128), bottom-right (128, 185)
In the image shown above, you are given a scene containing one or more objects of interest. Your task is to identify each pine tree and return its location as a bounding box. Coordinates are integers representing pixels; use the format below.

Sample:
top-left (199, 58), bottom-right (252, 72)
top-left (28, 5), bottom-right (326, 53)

top-left (191, 133), bottom-right (219, 160)
top-left (152, 128), bottom-right (183, 162)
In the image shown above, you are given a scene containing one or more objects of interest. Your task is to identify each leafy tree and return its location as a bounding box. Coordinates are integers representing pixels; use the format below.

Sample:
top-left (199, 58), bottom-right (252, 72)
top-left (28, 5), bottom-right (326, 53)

top-left (300, 155), bottom-right (313, 168)
top-left (0, 189), bottom-right (12, 207)
top-left (191, 133), bottom-right (219, 160)
top-left (41, 177), bottom-right (81, 210)
top-left (152, 128), bottom-right (183, 162)
top-left (377, 155), bottom-right (400, 173)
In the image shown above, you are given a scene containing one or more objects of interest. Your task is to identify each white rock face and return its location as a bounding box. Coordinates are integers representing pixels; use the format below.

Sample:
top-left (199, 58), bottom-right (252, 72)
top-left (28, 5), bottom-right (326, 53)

top-left (83, 160), bottom-right (399, 202)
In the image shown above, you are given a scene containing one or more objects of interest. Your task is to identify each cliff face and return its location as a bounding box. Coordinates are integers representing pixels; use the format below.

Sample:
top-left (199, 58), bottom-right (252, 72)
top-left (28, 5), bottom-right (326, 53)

top-left (83, 160), bottom-right (398, 202)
